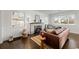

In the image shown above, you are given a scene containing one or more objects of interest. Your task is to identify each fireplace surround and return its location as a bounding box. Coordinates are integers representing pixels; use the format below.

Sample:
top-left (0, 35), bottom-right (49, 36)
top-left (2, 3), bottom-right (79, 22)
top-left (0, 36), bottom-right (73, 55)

top-left (30, 23), bottom-right (44, 34)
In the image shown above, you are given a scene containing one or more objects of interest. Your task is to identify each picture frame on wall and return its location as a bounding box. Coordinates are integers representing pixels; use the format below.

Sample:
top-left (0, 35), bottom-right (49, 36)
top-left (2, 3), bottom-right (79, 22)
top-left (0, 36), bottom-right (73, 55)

top-left (35, 15), bottom-right (40, 23)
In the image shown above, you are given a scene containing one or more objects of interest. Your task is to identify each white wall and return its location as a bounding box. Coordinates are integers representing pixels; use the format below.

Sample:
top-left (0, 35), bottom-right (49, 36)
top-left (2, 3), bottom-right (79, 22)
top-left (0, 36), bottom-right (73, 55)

top-left (0, 11), bottom-right (2, 43)
top-left (48, 10), bottom-right (79, 34)
top-left (0, 10), bottom-right (48, 43)
top-left (1, 10), bottom-right (11, 43)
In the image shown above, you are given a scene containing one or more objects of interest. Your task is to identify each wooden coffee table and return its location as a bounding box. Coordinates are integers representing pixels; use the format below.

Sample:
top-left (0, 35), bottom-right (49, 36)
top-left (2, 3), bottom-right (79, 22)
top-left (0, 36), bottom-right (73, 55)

top-left (31, 35), bottom-right (46, 49)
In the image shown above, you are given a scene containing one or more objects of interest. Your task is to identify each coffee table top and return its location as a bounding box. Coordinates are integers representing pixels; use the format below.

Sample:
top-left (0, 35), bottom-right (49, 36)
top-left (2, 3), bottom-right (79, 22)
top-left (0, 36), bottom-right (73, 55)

top-left (31, 35), bottom-right (46, 46)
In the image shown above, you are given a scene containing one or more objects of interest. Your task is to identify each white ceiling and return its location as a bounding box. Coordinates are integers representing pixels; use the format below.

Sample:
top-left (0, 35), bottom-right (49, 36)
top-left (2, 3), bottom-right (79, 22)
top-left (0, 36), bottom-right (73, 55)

top-left (36, 10), bottom-right (69, 15)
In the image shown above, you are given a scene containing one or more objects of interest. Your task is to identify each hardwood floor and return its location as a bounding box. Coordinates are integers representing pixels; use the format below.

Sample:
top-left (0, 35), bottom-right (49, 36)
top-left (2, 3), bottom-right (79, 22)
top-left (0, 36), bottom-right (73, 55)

top-left (0, 37), bottom-right (40, 49)
top-left (0, 33), bottom-right (79, 49)
top-left (63, 33), bottom-right (79, 49)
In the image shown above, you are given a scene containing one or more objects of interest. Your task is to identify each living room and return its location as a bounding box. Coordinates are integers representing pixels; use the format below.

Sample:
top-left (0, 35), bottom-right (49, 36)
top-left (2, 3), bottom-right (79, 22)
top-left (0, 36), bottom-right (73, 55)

top-left (0, 10), bottom-right (79, 49)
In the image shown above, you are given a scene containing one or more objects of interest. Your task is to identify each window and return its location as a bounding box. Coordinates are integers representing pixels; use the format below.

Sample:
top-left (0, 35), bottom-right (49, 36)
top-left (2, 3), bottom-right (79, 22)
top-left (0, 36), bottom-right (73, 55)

top-left (54, 14), bottom-right (75, 24)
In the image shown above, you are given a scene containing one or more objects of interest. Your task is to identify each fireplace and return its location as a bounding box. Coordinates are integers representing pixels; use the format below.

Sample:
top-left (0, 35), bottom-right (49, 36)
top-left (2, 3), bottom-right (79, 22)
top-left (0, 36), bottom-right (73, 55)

top-left (34, 25), bottom-right (42, 35)
top-left (30, 23), bottom-right (44, 34)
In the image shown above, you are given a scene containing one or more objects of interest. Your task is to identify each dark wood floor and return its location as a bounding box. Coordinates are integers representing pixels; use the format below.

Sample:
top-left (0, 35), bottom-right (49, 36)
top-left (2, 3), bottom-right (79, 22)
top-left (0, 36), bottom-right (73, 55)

top-left (63, 33), bottom-right (79, 49)
top-left (0, 37), bottom-right (40, 49)
top-left (0, 33), bottom-right (79, 49)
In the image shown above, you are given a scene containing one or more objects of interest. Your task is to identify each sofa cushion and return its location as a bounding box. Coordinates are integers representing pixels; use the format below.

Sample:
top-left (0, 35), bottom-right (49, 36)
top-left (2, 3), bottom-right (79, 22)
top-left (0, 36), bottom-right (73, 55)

top-left (54, 28), bottom-right (66, 35)
top-left (47, 25), bottom-right (56, 29)
top-left (46, 29), bottom-right (54, 33)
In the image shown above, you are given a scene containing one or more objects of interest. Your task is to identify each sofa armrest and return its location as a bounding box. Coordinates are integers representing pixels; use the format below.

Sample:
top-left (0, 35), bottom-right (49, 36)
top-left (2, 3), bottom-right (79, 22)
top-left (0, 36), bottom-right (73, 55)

top-left (58, 28), bottom-right (69, 48)
top-left (43, 32), bottom-right (59, 49)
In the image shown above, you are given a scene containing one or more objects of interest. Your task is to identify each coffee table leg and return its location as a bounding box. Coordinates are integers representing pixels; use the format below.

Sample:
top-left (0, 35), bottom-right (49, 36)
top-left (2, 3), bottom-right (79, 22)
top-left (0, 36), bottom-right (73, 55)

top-left (40, 40), bottom-right (44, 49)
